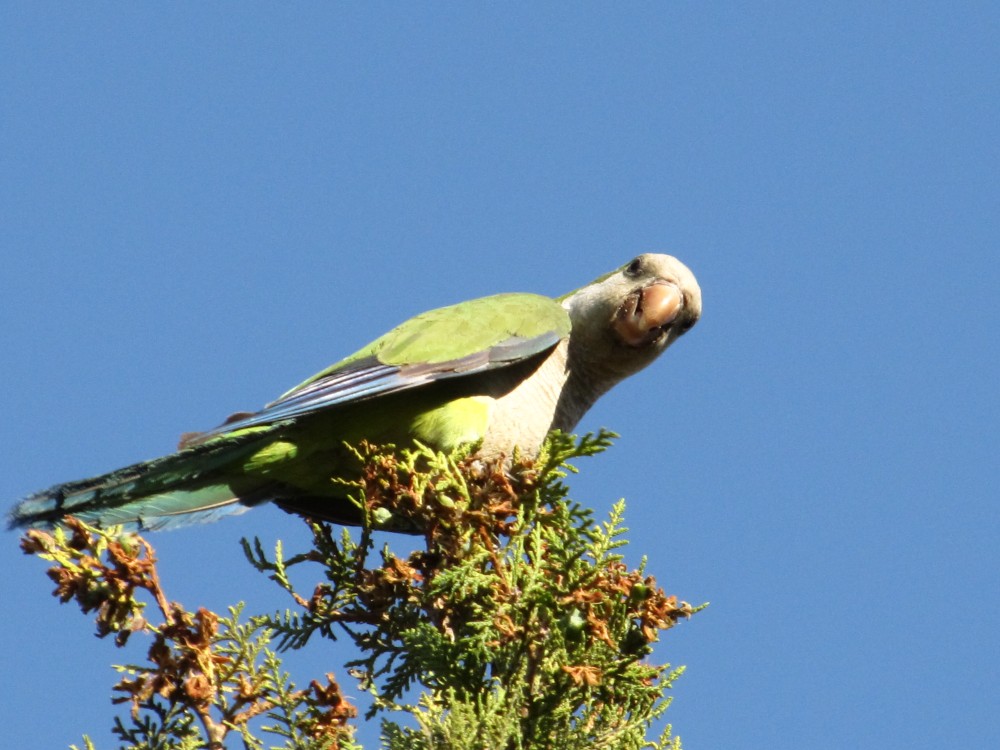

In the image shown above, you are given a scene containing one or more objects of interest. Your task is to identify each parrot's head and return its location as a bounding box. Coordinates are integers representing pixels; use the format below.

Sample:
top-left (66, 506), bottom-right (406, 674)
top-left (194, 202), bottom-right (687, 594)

top-left (561, 253), bottom-right (702, 379)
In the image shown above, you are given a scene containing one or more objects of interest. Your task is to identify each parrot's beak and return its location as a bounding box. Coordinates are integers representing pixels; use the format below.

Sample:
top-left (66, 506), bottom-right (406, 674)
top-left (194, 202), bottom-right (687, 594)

top-left (613, 281), bottom-right (684, 347)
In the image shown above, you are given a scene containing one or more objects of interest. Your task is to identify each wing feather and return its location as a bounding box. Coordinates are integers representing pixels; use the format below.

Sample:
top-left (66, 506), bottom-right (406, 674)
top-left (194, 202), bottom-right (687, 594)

top-left (183, 293), bottom-right (569, 446)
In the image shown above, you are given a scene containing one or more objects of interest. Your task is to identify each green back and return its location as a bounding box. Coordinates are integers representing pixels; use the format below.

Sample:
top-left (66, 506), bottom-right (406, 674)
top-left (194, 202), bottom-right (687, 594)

top-left (284, 293), bottom-right (570, 396)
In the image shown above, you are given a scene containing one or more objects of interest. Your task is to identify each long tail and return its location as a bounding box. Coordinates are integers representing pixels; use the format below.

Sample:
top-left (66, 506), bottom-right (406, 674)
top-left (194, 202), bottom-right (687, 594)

top-left (9, 433), bottom-right (278, 532)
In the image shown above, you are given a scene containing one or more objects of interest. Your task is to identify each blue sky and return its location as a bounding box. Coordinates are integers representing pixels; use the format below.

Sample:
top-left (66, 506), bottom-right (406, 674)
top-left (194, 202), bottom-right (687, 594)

top-left (2, 4), bottom-right (997, 748)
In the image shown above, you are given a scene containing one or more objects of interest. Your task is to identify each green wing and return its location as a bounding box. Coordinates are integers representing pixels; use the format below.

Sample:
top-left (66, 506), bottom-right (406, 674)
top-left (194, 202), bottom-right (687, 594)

top-left (189, 293), bottom-right (570, 442)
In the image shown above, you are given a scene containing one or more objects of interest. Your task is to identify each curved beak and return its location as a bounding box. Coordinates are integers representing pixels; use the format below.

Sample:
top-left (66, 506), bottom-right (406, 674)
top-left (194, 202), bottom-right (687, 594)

top-left (613, 281), bottom-right (684, 347)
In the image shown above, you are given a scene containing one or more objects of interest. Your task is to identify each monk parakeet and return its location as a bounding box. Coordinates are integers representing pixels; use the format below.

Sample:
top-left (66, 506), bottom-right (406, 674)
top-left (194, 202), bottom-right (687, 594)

top-left (10, 253), bottom-right (701, 532)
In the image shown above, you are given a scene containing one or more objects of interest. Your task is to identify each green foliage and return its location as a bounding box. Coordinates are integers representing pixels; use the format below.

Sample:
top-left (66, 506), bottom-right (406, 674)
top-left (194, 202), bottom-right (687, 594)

top-left (22, 432), bottom-right (695, 749)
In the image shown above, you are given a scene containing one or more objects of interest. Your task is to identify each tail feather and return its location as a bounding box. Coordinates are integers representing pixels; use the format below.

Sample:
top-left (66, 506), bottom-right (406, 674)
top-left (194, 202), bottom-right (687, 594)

top-left (9, 432), bottom-right (277, 531)
top-left (63, 484), bottom-right (271, 531)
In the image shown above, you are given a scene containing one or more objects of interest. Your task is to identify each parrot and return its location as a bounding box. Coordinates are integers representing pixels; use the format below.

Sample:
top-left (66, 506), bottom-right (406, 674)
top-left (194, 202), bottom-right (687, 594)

top-left (9, 253), bottom-right (701, 533)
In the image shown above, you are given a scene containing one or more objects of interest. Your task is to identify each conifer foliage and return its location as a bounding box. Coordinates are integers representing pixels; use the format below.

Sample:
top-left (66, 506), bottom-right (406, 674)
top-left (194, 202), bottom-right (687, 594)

top-left (21, 432), bottom-right (697, 749)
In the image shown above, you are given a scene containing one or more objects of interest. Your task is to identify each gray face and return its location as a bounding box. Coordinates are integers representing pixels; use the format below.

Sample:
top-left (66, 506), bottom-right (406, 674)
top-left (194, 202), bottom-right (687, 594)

top-left (564, 253), bottom-right (702, 373)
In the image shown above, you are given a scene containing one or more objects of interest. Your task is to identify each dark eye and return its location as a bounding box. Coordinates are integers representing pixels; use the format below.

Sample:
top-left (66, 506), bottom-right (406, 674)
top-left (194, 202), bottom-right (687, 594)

top-left (625, 257), bottom-right (643, 277)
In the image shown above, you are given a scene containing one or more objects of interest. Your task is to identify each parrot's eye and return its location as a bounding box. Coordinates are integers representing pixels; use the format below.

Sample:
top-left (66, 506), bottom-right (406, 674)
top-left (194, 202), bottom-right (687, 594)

top-left (625, 258), bottom-right (643, 277)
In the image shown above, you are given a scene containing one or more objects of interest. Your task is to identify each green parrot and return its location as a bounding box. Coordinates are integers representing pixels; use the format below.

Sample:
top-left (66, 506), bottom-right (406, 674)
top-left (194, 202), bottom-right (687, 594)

top-left (10, 253), bottom-right (701, 533)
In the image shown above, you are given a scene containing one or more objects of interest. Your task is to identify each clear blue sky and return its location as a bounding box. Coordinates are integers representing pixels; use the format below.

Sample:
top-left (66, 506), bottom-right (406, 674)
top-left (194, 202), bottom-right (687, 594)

top-left (2, 4), bottom-right (997, 748)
